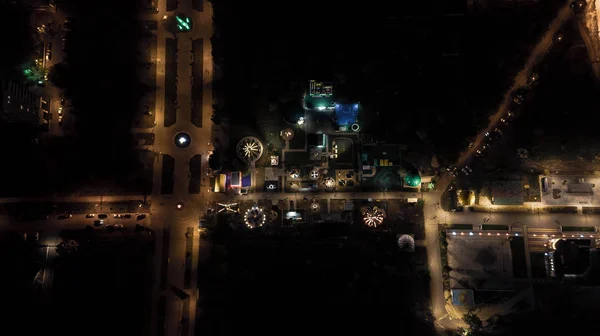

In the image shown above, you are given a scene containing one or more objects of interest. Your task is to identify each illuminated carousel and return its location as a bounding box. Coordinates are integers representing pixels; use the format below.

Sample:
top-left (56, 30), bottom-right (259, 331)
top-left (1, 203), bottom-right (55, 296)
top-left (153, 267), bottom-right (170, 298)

top-left (244, 205), bottom-right (266, 229)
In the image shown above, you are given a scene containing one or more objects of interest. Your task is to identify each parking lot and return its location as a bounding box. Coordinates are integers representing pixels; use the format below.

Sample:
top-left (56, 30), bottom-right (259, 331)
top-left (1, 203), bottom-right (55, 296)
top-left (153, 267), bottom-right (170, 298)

top-left (540, 175), bottom-right (600, 206)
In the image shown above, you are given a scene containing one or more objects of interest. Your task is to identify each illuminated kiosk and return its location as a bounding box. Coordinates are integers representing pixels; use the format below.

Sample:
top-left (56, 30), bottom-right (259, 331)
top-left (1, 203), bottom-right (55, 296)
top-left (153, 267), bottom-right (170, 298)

top-left (283, 210), bottom-right (305, 227)
top-left (174, 132), bottom-right (191, 148)
top-left (244, 205), bottom-right (266, 229)
top-left (362, 206), bottom-right (386, 228)
top-left (236, 136), bottom-right (263, 164)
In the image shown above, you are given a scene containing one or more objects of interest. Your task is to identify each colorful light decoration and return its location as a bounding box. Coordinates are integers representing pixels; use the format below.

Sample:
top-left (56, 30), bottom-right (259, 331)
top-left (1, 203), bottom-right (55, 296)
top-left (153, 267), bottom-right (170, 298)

top-left (362, 206), bottom-right (385, 227)
top-left (218, 203), bottom-right (238, 213)
top-left (244, 205), bottom-right (266, 228)
top-left (175, 14), bottom-right (193, 32)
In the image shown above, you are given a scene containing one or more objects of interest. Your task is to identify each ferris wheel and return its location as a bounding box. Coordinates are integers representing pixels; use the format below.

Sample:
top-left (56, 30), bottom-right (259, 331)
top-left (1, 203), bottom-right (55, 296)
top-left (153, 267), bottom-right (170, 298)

top-left (236, 136), bottom-right (263, 163)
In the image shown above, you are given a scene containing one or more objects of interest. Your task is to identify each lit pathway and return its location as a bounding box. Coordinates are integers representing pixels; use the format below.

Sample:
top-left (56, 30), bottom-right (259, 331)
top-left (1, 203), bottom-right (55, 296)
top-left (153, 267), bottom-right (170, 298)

top-left (144, 0), bottom-right (216, 335)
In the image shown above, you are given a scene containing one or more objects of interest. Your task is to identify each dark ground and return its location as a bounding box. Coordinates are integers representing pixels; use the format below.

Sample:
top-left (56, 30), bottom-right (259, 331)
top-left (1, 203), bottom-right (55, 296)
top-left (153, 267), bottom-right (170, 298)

top-left (469, 17), bottom-right (600, 177)
top-left (195, 228), bottom-right (435, 336)
top-left (1, 230), bottom-right (155, 336)
top-left (0, 1), bottom-right (153, 196)
top-left (211, 0), bottom-right (564, 164)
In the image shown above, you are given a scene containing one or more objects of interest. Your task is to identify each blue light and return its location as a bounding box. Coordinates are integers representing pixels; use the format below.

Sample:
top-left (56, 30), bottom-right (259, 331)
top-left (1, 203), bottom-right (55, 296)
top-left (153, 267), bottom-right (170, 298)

top-left (335, 104), bottom-right (339, 109)
top-left (353, 104), bottom-right (359, 109)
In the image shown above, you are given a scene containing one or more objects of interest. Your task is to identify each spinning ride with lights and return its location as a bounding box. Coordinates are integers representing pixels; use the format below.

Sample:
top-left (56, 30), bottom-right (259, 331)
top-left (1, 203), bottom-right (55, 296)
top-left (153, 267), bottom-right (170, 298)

top-left (244, 205), bottom-right (266, 228)
top-left (289, 169), bottom-right (300, 179)
top-left (311, 202), bottom-right (320, 212)
top-left (309, 169), bottom-right (320, 180)
top-left (362, 206), bottom-right (386, 227)
top-left (324, 177), bottom-right (335, 189)
top-left (281, 128), bottom-right (295, 141)
top-left (236, 136), bottom-right (263, 164)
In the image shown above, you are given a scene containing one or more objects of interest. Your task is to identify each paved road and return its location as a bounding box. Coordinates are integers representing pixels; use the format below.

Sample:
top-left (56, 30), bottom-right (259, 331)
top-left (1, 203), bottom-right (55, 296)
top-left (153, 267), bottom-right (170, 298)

top-left (145, 0), bottom-right (216, 335)
top-left (576, 18), bottom-right (600, 84)
top-left (433, 2), bottom-right (575, 194)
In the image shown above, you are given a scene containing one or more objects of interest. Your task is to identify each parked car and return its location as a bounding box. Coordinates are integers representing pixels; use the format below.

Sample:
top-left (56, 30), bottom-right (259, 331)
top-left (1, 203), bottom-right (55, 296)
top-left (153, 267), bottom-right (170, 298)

top-left (57, 214), bottom-right (72, 219)
top-left (461, 166), bottom-right (473, 175)
top-left (86, 213), bottom-right (95, 218)
top-left (94, 220), bottom-right (104, 226)
top-left (98, 214), bottom-right (108, 219)
top-left (475, 145), bottom-right (488, 157)
top-left (446, 166), bottom-right (458, 177)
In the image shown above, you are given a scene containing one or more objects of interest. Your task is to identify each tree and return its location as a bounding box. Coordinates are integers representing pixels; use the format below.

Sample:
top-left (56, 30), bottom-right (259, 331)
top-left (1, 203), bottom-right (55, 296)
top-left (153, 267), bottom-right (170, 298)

top-left (462, 310), bottom-right (482, 332)
top-left (209, 151), bottom-right (222, 171)
top-left (48, 62), bottom-right (70, 89)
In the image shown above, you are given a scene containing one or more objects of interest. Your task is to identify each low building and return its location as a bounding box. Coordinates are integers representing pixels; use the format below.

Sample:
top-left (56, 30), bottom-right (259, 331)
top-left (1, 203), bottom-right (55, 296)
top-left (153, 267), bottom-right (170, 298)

top-left (0, 80), bottom-right (44, 128)
top-left (489, 180), bottom-right (524, 205)
top-left (6, 0), bottom-right (56, 12)
top-left (304, 80), bottom-right (335, 111)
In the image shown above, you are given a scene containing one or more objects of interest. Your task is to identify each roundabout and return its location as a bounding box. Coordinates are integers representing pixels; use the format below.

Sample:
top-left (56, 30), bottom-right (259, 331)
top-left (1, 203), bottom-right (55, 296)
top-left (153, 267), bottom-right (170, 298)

top-left (174, 132), bottom-right (192, 149)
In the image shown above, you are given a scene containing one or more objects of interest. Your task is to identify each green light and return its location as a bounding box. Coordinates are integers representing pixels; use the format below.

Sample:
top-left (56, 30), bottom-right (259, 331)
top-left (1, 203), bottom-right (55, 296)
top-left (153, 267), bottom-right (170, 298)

top-left (404, 174), bottom-right (421, 187)
top-left (24, 69), bottom-right (32, 75)
top-left (176, 15), bottom-right (190, 31)
top-left (428, 182), bottom-right (435, 190)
